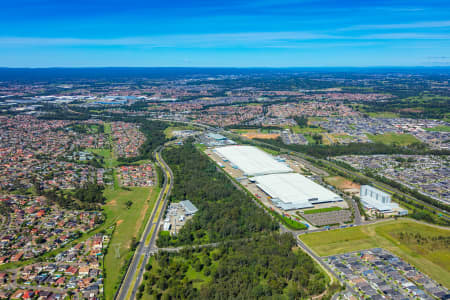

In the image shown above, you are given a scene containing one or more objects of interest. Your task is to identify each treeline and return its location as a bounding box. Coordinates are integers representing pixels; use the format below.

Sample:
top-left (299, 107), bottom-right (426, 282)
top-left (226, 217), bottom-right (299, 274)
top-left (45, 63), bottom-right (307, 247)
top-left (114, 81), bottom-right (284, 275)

top-left (155, 165), bottom-right (164, 188)
top-left (294, 115), bottom-right (308, 127)
top-left (254, 137), bottom-right (450, 158)
top-left (157, 139), bottom-right (278, 247)
top-left (40, 183), bottom-right (106, 210)
top-left (37, 105), bottom-right (91, 120)
top-left (0, 202), bottom-right (12, 217)
top-left (362, 96), bottom-right (450, 119)
top-left (140, 233), bottom-right (327, 299)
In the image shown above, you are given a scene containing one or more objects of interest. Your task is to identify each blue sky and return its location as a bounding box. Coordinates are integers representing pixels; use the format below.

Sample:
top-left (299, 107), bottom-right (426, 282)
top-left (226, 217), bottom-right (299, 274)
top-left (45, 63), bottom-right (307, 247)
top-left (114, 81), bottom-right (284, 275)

top-left (1, 0), bottom-right (450, 67)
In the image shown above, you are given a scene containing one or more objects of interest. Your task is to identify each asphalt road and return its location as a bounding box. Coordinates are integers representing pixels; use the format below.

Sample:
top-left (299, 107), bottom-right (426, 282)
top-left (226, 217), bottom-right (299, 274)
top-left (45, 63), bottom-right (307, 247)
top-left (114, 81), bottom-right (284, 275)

top-left (295, 235), bottom-right (357, 295)
top-left (116, 144), bottom-right (174, 300)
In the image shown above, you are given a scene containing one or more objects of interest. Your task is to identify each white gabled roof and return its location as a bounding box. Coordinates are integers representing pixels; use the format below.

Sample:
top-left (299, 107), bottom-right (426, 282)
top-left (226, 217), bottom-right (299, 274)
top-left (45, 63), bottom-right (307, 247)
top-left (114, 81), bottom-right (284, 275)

top-left (214, 145), bottom-right (292, 176)
top-left (254, 173), bottom-right (342, 207)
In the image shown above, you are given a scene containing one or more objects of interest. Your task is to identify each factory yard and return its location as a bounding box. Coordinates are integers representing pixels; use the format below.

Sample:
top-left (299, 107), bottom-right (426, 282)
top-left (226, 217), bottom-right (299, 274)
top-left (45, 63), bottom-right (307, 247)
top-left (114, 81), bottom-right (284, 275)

top-left (162, 200), bottom-right (198, 236)
top-left (299, 219), bottom-right (450, 288)
top-left (327, 248), bottom-right (448, 299)
top-left (204, 145), bottom-right (349, 230)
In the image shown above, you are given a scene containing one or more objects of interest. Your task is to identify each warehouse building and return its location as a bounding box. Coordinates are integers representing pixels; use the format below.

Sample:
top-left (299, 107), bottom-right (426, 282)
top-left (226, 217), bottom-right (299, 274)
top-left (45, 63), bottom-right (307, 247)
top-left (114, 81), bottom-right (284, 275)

top-left (214, 145), bottom-right (292, 176)
top-left (180, 200), bottom-right (198, 216)
top-left (360, 185), bottom-right (407, 214)
top-left (254, 173), bottom-right (343, 210)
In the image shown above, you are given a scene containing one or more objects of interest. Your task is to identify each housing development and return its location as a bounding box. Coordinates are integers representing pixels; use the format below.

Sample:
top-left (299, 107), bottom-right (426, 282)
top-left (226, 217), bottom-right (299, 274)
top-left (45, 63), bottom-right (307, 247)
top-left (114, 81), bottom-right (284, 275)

top-left (0, 68), bottom-right (448, 300)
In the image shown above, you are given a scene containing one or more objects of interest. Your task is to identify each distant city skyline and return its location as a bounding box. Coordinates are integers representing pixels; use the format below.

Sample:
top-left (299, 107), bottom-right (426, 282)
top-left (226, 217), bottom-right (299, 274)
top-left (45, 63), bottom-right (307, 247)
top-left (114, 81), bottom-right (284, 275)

top-left (1, 0), bottom-right (450, 67)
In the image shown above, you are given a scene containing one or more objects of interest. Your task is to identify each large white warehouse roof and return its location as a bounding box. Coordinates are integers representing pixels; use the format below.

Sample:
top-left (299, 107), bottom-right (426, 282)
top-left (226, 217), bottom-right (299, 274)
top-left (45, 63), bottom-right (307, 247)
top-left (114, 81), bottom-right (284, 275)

top-left (214, 145), bottom-right (292, 176)
top-left (254, 173), bottom-right (342, 210)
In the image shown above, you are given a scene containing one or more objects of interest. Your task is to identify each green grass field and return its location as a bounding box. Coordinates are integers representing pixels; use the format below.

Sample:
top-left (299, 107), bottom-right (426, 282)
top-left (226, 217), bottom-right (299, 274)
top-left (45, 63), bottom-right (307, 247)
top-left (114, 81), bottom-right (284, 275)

top-left (300, 219), bottom-right (450, 287)
top-left (103, 186), bottom-right (158, 299)
top-left (308, 116), bottom-right (328, 122)
top-left (425, 125), bottom-right (450, 132)
top-left (230, 128), bottom-right (259, 134)
top-left (290, 125), bottom-right (326, 134)
top-left (367, 112), bottom-right (400, 118)
top-left (366, 133), bottom-right (420, 146)
top-left (303, 207), bottom-right (342, 214)
top-left (104, 122), bottom-right (112, 134)
top-left (303, 134), bottom-right (316, 144)
top-left (86, 148), bottom-right (120, 168)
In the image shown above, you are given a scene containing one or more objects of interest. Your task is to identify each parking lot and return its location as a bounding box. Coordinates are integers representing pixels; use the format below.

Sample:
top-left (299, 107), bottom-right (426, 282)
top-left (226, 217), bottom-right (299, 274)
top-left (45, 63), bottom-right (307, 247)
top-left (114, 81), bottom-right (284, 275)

top-left (301, 210), bottom-right (352, 226)
top-left (163, 202), bottom-right (195, 235)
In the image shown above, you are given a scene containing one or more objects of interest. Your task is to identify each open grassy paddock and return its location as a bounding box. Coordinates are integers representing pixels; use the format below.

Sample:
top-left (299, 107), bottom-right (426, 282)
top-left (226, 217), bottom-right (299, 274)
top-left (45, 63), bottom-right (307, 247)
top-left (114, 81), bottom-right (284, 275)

top-left (300, 219), bottom-right (450, 287)
top-left (230, 128), bottom-right (259, 134)
top-left (367, 112), bottom-right (400, 118)
top-left (290, 125), bottom-right (326, 134)
top-left (103, 186), bottom-right (158, 299)
top-left (366, 133), bottom-right (421, 146)
top-left (425, 125), bottom-right (450, 132)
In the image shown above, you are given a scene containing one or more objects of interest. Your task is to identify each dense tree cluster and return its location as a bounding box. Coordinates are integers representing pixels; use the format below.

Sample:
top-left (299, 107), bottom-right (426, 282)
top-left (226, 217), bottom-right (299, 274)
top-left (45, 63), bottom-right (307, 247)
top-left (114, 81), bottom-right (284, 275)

top-left (42, 183), bottom-right (105, 210)
top-left (157, 140), bottom-right (278, 247)
top-left (293, 115), bottom-right (308, 127)
top-left (141, 233), bottom-right (327, 300)
top-left (254, 137), bottom-right (450, 158)
top-left (362, 96), bottom-right (450, 119)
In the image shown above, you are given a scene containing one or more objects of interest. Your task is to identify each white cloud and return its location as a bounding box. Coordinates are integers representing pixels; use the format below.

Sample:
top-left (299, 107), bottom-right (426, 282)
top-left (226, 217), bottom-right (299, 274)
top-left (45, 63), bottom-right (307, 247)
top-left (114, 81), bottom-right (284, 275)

top-left (0, 32), bottom-right (336, 47)
top-left (1, 30), bottom-right (449, 48)
top-left (342, 20), bottom-right (450, 30)
top-left (358, 33), bottom-right (450, 40)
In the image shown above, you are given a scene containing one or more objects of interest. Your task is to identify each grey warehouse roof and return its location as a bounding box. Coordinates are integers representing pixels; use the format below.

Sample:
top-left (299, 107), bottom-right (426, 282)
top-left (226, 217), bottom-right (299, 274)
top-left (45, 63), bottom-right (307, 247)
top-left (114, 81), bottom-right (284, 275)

top-left (180, 200), bottom-right (198, 214)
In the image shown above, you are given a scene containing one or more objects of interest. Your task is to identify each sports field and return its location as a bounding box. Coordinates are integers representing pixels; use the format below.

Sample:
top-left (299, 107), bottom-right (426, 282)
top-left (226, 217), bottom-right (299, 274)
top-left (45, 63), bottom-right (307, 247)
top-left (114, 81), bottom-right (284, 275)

top-left (300, 219), bottom-right (450, 287)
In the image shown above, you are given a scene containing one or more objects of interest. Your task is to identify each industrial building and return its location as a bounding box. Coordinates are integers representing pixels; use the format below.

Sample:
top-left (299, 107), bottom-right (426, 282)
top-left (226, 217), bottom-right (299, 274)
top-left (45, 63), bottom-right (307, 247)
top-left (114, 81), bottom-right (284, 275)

top-left (254, 173), bottom-right (343, 210)
top-left (200, 132), bottom-right (235, 147)
top-left (360, 185), bottom-right (407, 215)
top-left (214, 145), bottom-right (292, 176)
top-left (180, 200), bottom-right (198, 216)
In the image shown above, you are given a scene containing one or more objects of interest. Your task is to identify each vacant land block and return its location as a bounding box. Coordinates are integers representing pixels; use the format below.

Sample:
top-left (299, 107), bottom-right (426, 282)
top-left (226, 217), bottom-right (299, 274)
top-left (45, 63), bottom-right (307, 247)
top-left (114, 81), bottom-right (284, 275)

top-left (300, 219), bottom-right (450, 287)
top-left (366, 133), bottom-right (420, 146)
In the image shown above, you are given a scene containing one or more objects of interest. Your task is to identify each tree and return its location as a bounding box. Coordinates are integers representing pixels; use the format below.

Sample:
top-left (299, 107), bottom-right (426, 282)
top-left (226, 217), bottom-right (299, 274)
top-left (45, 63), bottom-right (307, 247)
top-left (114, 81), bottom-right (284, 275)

top-left (125, 200), bottom-right (133, 209)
